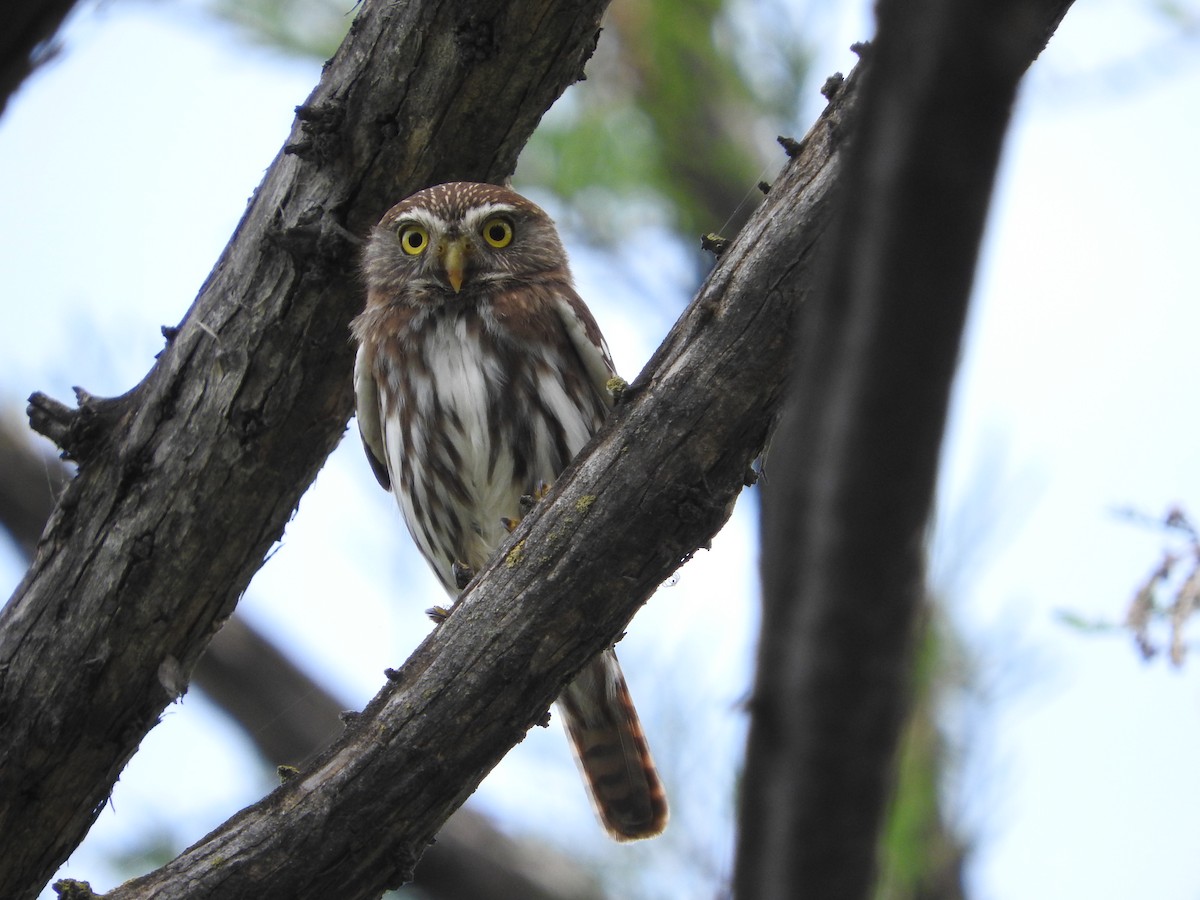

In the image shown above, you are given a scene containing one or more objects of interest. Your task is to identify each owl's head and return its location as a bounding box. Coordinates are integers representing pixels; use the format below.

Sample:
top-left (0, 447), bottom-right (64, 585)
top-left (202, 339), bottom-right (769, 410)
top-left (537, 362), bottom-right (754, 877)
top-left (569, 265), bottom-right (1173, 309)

top-left (362, 182), bottom-right (570, 304)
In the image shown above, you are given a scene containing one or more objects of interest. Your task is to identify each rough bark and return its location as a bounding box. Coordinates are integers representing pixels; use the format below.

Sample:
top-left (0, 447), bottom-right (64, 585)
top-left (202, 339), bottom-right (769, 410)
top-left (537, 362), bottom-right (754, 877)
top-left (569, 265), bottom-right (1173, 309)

top-left (170, 617), bottom-right (606, 900)
top-left (0, 2), bottom-right (610, 898)
top-left (738, 1), bottom-right (1076, 899)
top-left (79, 49), bottom-right (853, 900)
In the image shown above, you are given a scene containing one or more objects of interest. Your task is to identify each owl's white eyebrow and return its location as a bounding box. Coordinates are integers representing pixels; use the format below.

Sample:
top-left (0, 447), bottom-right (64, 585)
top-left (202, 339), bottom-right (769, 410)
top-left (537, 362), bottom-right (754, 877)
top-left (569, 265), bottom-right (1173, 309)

top-left (393, 210), bottom-right (448, 231)
top-left (461, 204), bottom-right (518, 227)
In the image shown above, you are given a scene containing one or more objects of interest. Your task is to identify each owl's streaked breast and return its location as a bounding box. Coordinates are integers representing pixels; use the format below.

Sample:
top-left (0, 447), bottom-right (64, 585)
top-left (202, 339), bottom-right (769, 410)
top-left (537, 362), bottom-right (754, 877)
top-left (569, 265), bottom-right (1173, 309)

top-left (379, 302), bottom-right (599, 588)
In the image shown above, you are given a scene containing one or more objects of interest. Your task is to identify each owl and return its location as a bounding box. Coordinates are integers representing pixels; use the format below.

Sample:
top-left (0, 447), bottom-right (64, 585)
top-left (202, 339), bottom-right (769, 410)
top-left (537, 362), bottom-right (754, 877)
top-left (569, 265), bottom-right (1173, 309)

top-left (352, 182), bottom-right (668, 841)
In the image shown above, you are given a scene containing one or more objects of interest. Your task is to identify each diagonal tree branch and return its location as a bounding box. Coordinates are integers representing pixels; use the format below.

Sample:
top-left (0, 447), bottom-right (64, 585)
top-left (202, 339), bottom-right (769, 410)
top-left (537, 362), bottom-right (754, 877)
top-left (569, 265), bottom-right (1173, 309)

top-left (739, 1), bottom-right (1076, 898)
top-left (0, 2), bottom-right (611, 897)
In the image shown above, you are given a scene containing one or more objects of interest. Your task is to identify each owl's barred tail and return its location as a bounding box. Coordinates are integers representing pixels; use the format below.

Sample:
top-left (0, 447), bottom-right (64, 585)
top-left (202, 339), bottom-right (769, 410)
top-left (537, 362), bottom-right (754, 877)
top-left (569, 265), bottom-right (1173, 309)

top-left (556, 649), bottom-right (668, 841)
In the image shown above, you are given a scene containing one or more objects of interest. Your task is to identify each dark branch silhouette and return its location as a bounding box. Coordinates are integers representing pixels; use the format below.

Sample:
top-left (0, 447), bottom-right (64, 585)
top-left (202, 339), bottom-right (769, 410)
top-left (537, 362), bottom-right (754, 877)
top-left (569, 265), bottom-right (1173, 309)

top-left (740, 1), bottom-right (1075, 898)
top-left (0, 0), bottom-right (79, 119)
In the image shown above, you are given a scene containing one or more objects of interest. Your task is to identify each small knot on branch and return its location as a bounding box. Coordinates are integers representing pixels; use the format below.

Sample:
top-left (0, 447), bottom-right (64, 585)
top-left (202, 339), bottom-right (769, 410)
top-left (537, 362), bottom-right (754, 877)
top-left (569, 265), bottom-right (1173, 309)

top-left (574, 28), bottom-right (602, 83)
top-left (53, 879), bottom-right (99, 900)
top-left (27, 387), bottom-right (127, 465)
top-left (606, 375), bottom-right (629, 404)
top-left (285, 101), bottom-right (346, 164)
top-left (578, 29), bottom-right (604, 84)
top-left (821, 72), bottom-right (845, 100)
top-left (454, 15), bottom-right (498, 62)
top-left (777, 135), bottom-right (804, 158)
top-left (269, 206), bottom-right (362, 274)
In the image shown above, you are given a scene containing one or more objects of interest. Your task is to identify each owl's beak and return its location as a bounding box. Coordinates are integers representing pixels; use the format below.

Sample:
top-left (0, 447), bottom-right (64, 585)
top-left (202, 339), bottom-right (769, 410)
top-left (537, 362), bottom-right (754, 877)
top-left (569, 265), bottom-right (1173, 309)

top-left (441, 238), bottom-right (467, 293)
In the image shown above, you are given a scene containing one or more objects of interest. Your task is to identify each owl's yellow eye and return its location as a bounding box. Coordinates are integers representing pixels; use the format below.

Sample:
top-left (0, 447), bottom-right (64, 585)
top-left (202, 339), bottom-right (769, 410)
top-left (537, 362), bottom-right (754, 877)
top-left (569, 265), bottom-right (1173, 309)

top-left (397, 223), bottom-right (429, 256)
top-left (481, 217), bottom-right (513, 249)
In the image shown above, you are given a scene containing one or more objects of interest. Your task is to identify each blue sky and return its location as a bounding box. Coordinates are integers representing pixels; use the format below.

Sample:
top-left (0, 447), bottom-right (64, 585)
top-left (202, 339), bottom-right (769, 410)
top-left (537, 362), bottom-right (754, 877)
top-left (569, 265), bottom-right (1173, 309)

top-left (1, 2), bottom-right (1198, 898)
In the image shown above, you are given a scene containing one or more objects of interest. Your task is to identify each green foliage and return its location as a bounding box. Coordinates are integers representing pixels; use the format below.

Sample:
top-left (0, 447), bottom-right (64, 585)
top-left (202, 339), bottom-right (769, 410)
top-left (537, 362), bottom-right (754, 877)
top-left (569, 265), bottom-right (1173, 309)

top-left (523, 0), bottom-right (817, 242)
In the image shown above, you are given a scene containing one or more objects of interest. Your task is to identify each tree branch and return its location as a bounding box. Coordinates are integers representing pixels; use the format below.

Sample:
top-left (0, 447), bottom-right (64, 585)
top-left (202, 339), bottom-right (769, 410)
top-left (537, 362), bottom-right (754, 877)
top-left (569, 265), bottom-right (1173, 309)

top-left (93, 47), bottom-right (860, 900)
top-left (739, 1), bottom-right (1075, 898)
top-left (0, 2), bottom-right (610, 897)
top-left (0, 0), bottom-right (79, 119)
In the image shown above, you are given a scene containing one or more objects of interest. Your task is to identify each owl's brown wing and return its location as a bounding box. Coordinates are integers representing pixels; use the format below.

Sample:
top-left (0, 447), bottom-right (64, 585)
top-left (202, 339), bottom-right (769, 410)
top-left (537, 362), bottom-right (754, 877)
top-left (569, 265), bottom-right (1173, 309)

top-left (353, 342), bottom-right (391, 489)
top-left (552, 288), bottom-right (617, 408)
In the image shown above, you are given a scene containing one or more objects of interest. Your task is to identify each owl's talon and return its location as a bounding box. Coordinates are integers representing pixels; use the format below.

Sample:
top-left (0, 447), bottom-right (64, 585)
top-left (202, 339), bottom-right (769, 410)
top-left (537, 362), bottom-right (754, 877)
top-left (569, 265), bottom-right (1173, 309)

top-left (501, 516), bottom-right (519, 533)
top-left (426, 605), bottom-right (451, 624)
top-left (518, 482), bottom-right (552, 517)
top-left (451, 561), bottom-right (474, 591)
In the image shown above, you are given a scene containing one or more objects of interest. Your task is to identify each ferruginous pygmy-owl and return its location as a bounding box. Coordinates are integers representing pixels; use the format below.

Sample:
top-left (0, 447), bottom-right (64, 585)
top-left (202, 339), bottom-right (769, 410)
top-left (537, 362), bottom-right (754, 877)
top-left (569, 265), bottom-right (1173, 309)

top-left (352, 182), bottom-right (667, 841)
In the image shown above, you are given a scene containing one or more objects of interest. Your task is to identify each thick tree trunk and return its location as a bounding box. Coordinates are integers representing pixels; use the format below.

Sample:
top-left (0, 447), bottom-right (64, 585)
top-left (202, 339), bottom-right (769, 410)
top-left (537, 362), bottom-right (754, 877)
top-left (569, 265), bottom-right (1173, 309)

top-left (739, 1), bottom-right (1075, 899)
